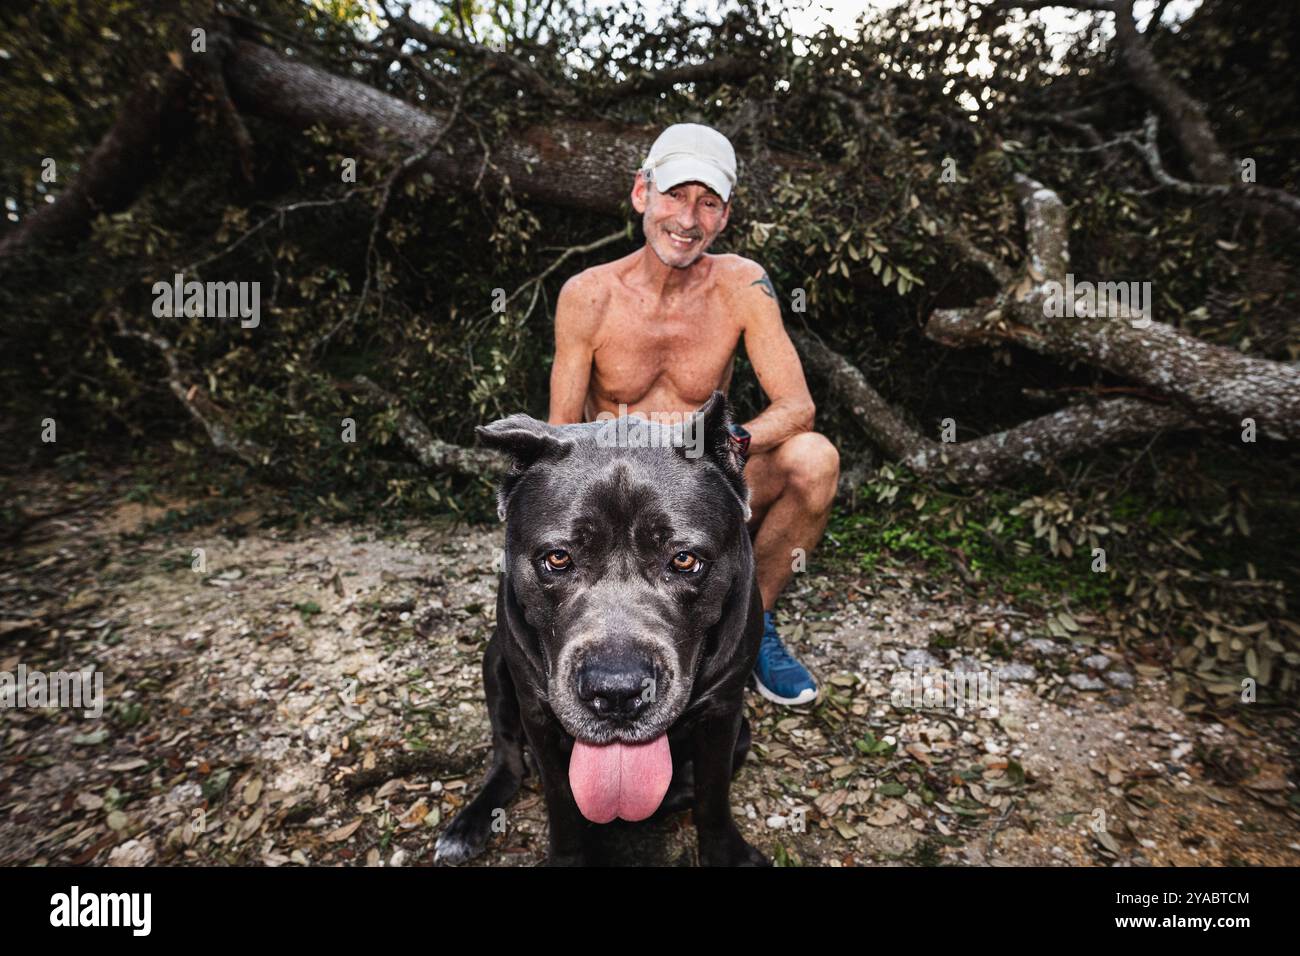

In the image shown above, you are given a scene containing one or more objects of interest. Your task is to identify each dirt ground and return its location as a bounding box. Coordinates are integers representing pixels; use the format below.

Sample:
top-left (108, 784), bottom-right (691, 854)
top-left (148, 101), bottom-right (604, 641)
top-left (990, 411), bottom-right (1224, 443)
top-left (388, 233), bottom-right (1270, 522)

top-left (2, 473), bottom-right (1297, 867)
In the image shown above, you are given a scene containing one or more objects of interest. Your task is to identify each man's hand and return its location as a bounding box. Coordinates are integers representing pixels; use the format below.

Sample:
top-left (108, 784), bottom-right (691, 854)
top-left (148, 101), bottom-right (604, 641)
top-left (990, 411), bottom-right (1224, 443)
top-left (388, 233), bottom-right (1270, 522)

top-left (548, 272), bottom-right (604, 425)
top-left (728, 264), bottom-right (816, 454)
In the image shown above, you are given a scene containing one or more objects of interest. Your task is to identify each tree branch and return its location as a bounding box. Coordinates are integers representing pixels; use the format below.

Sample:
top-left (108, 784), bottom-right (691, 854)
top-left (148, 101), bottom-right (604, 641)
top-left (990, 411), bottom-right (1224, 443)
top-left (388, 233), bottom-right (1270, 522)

top-left (603, 55), bottom-right (761, 99)
top-left (791, 328), bottom-right (1198, 483)
top-left (1110, 0), bottom-right (1232, 183)
top-left (922, 175), bottom-right (1300, 439)
top-left (0, 60), bottom-right (193, 260)
top-left (1123, 116), bottom-right (1300, 220)
top-left (111, 311), bottom-right (269, 468)
top-left (350, 376), bottom-right (507, 477)
top-left (390, 12), bottom-right (572, 105)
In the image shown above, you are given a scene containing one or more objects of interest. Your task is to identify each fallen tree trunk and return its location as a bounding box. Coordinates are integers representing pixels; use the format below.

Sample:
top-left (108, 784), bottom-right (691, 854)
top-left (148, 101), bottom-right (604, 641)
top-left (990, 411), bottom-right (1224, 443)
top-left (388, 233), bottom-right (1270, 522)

top-left (924, 175), bottom-right (1300, 440)
top-left (791, 329), bottom-right (1198, 483)
top-left (223, 40), bottom-right (813, 218)
top-left (926, 306), bottom-right (1300, 441)
top-left (7, 34), bottom-right (1295, 484)
top-left (0, 64), bottom-right (193, 260)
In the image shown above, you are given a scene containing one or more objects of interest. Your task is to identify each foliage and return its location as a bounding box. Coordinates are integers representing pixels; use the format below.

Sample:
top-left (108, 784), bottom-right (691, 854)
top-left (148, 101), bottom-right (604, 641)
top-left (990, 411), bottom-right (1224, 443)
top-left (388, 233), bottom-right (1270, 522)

top-left (1, 0), bottom-right (1297, 707)
top-left (827, 448), bottom-right (1299, 706)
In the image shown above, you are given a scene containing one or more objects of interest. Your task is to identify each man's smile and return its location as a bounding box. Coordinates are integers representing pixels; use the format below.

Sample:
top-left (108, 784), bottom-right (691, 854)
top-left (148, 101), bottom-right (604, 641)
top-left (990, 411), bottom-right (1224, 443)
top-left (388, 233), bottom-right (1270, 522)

top-left (665, 228), bottom-right (700, 249)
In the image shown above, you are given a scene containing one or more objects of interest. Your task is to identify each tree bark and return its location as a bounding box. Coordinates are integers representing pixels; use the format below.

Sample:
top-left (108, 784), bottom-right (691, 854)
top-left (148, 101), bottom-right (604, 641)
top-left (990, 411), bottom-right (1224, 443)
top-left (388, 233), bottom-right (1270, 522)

top-left (1111, 0), bottom-right (1233, 183)
top-left (925, 175), bottom-right (1300, 440)
top-left (0, 64), bottom-right (193, 260)
top-left (222, 41), bottom-right (813, 218)
top-left (791, 329), bottom-right (1198, 483)
top-left (926, 306), bottom-right (1300, 441)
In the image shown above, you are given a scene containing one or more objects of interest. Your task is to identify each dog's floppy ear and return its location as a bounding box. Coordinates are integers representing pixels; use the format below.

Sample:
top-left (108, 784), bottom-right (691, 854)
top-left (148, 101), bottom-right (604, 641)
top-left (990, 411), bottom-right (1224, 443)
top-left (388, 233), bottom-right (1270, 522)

top-left (476, 415), bottom-right (572, 522)
top-left (679, 390), bottom-right (751, 520)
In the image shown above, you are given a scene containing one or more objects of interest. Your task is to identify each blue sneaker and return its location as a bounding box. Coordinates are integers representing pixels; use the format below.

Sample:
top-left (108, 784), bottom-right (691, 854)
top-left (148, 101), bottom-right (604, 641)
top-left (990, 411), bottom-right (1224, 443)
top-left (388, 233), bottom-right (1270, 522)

top-left (753, 610), bottom-right (819, 706)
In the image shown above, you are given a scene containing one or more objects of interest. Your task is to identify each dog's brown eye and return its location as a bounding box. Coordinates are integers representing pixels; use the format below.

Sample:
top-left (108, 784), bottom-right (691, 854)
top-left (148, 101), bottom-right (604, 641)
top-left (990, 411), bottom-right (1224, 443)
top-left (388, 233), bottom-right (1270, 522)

top-left (671, 551), bottom-right (701, 573)
top-left (543, 550), bottom-right (572, 571)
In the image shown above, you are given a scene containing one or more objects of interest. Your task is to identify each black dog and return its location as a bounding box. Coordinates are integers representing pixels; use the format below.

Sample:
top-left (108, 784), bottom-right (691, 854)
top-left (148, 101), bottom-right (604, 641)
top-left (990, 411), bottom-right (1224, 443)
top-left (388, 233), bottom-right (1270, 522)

top-left (434, 392), bottom-right (768, 866)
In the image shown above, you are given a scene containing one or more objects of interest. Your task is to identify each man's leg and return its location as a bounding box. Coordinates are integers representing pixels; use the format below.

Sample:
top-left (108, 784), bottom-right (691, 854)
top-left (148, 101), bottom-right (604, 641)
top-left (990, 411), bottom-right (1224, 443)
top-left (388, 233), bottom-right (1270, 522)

top-left (742, 431), bottom-right (840, 706)
top-left (744, 431), bottom-right (841, 610)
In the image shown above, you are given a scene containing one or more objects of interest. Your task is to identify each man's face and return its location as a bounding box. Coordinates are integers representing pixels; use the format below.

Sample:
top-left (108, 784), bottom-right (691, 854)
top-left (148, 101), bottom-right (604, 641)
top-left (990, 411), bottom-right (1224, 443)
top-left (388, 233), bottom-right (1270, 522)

top-left (632, 173), bottom-right (730, 269)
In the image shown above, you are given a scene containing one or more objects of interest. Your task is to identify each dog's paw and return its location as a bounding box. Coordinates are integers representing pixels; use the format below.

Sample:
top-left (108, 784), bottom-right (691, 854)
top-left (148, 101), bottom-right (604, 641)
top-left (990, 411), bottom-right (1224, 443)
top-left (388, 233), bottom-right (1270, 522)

top-left (433, 816), bottom-right (489, 865)
top-left (739, 841), bottom-right (771, 867)
top-left (698, 825), bottom-right (770, 867)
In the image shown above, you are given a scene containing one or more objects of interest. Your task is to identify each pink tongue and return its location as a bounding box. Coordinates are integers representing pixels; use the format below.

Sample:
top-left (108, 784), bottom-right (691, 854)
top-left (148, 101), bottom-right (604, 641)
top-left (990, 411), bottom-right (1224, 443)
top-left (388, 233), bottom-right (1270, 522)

top-left (569, 735), bottom-right (672, 823)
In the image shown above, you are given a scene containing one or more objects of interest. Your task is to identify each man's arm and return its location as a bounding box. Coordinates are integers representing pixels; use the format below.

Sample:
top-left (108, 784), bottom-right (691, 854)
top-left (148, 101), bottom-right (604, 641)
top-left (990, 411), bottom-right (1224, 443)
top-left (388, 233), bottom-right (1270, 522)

top-left (548, 272), bottom-right (602, 424)
top-left (729, 263), bottom-right (816, 455)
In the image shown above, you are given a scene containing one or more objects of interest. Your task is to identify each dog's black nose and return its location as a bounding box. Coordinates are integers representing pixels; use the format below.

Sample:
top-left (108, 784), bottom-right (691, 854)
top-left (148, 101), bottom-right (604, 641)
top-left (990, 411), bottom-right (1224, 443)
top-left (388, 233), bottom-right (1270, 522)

top-left (576, 658), bottom-right (657, 721)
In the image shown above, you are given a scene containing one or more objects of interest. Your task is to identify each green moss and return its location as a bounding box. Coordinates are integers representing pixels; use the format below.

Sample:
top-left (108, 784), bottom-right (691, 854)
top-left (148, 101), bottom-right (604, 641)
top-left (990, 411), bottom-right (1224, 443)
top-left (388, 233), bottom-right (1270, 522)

top-left (827, 485), bottom-right (1122, 610)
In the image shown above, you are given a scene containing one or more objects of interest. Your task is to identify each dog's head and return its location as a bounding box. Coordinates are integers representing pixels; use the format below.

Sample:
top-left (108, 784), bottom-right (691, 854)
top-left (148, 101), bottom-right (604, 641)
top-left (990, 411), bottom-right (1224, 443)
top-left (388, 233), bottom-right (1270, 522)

top-left (477, 392), bottom-right (755, 752)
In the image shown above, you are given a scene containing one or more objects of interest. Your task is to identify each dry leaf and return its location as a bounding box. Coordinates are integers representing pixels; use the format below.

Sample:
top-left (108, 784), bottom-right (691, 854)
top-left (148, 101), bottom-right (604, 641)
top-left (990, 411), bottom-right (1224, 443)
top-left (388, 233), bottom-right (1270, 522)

top-left (325, 817), bottom-right (363, 843)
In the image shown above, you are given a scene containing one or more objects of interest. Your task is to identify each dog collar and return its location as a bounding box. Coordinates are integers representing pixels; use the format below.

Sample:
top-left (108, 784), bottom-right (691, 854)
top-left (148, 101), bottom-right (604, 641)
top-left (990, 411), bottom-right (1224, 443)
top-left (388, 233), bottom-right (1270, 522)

top-left (726, 423), bottom-right (751, 461)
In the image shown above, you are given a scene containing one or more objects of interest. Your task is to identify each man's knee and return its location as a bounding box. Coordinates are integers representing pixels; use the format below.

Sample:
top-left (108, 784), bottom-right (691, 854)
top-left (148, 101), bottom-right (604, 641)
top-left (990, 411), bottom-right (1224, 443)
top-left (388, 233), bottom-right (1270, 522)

top-left (780, 431), bottom-right (840, 507)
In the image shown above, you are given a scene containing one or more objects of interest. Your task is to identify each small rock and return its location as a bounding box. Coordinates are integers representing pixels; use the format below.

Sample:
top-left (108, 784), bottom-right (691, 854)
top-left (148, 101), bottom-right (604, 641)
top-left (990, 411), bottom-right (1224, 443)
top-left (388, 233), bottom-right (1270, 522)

top-left (1067, 673), bottom-right (1107, 691)
top-left (901, 649), bottom-right (941, 670)
top-left (1106, 670), bottom-right (1135, 689)
top-left (1082, 654), bottom-right (1112, 671)
top-left (107, 838), bottom-right (155, 867)
top-left (1025, 638), bottom-right (1064, 656)
top-left (996, 663), bottom-right (1037, 683)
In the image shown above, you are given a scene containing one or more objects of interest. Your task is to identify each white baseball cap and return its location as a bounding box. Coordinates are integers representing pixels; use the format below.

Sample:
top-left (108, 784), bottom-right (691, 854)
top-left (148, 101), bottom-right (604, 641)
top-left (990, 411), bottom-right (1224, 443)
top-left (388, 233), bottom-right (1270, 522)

top-left (642, 123), bottom-right (737, 202)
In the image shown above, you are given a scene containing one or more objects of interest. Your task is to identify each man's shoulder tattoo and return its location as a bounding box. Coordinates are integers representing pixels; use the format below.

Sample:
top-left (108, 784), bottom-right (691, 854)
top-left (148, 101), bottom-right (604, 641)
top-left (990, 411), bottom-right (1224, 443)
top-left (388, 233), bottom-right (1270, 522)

top-left (750, 273), bottom-right (777, 300)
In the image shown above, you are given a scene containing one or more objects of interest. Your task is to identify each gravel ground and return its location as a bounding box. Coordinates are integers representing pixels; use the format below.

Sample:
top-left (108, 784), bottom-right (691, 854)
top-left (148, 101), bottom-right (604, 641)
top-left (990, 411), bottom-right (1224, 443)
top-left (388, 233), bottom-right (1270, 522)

top-left (2, 478), bottom-right (1297, 867)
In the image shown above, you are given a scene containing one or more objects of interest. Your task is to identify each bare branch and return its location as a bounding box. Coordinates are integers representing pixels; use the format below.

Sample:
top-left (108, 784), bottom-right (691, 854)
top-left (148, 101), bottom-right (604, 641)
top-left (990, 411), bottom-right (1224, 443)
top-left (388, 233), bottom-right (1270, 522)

top-left (1110, 0), bottom-right (1232, 183)
top-left (111, 311), bottom-right (269, 468)
top-left (1124, 116), bottom-right (1300, 220)
top-left (791, 328), bottom-right (1198, 484)
top-left (351, 376), bottom-right (507, 477)
top-left (924, 177), bottom-right (1300, 439)
top-left (791, 329), bottom-right (930, 461)
top-left (603, 55), bottom-right (761, 99)
top-left (1014, 173), bottom-right (1069, 283)
top-left (902, 396), bottom-right (1197, 485)
top-left (392, 12), bottom-right (572, 105)
top-left (499, 227), bottom-right (629, 322)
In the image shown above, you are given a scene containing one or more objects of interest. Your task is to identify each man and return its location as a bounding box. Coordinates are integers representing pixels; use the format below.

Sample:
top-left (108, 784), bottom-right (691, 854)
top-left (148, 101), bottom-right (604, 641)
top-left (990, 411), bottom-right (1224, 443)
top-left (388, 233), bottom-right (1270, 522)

top-left (547, 123), bottom-right (839, 707)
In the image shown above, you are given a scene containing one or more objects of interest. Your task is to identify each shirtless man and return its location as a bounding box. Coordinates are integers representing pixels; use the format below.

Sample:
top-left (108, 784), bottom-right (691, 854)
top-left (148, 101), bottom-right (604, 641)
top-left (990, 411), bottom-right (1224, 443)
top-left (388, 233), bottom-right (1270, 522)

top-left (547, 123), bottom-right (840, 706)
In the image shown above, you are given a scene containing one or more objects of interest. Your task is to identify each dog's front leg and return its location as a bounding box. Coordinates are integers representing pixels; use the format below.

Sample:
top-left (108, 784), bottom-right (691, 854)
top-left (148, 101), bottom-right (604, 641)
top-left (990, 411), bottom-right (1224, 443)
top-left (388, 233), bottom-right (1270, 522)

top-left (520, 714), bottom-right (596, 866)
top-left (691, 705), bottom-right (769, 866)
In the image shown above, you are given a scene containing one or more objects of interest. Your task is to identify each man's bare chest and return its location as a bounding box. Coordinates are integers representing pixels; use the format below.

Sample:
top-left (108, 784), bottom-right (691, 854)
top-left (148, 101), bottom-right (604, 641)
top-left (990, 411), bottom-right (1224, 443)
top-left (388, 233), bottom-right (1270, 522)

top-left (589, 291), bottom-right (742, 406)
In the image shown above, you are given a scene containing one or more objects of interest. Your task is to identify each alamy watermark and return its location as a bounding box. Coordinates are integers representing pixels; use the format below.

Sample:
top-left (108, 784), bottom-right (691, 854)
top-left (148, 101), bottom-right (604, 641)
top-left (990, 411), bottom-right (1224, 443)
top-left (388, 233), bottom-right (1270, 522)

top-left (49, 886), bottom-right (150, 936)
top-left (151, 272), bottom-right (260, 328)
top-left (890, 665), bottom-right (999, 717)
top-left (593, 404), bottom-right (704, 458)
top-left (1, 664), bottom-right (104, 718)
top-left (1042, 273), bottom-right (1151, 328)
